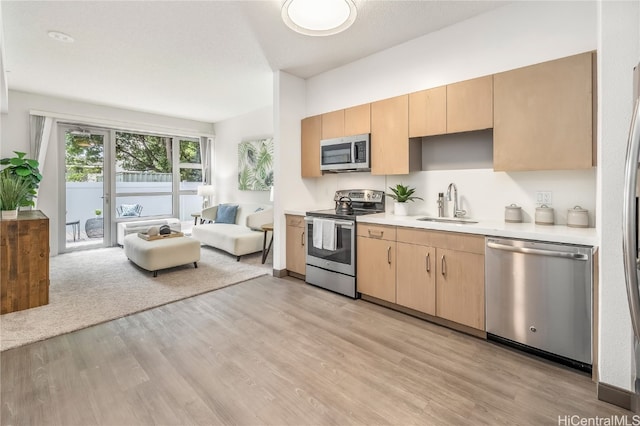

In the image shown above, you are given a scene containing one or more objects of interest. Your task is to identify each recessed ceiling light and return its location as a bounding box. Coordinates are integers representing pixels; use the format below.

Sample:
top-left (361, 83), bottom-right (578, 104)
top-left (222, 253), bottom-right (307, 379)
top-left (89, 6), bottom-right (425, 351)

top-left (48, 31), bottom-right (74, 43)
top-left (281, 0), bottom-right (357, 37)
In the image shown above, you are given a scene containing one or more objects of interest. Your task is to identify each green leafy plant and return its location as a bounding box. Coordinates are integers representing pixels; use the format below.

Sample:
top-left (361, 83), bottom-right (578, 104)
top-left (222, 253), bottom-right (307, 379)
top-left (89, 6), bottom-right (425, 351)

top-left (386, 183), bottom-right (423, 203)
top-left (0, 151), bottom-right (43, 207)
top-left (0, 174), bottom-right (32, 211)
top-left (95, 209), bottom-right (102, 216)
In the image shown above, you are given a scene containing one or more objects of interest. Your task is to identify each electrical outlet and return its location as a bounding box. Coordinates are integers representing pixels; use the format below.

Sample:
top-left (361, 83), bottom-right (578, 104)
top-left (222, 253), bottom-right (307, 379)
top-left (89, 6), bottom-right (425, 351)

top-left (536, 191), bottom-right (552, 206)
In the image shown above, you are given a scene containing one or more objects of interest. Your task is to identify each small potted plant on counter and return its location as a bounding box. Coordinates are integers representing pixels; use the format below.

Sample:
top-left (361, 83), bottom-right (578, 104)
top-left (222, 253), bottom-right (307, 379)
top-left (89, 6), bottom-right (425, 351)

top-left (0, 174), bottom-right (32, 220)
top-left (386, 183), bottom-right (423, 216)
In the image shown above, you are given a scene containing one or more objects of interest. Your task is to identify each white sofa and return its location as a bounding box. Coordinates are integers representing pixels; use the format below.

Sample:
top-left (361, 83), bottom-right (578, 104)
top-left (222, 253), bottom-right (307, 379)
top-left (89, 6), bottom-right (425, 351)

top-left (191, 203), bottom-right (273, 260)
top-left (117, 218), bottom-right (181, 246)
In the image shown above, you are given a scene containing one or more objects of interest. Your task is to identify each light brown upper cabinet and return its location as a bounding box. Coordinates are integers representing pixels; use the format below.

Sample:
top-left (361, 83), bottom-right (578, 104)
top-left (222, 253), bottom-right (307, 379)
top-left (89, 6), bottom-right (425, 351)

top-left (446, 75), bottom-right (493, 134)
top-left (322, 104), bottom-right (371, 139)
top-left (301, 114), bottom-right (322, 178)
top-left (344, 104), bottom-right (371, 135)
top-left (493, 52), bottom-right (595, 171)
top-left (321, 110), bottom-right (344, 139)
top-left (371, 95), bottom-right (420, 175)
top-left (409, 86), bottom-right (447, 137)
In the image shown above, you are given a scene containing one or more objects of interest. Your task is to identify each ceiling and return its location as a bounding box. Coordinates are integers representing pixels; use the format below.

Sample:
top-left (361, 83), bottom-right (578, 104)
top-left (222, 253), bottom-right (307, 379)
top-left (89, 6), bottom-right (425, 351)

top-left (1, 0), bottom-right (509, 123)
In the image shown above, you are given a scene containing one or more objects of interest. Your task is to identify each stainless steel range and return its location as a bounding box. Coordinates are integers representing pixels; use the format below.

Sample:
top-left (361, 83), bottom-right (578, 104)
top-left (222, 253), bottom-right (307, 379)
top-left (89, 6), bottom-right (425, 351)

top-left (305, 189), bottom-right (385, 298)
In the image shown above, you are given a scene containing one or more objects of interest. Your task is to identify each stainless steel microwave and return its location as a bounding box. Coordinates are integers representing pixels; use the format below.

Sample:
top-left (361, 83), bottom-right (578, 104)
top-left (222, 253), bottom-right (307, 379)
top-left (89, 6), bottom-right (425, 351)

top-left (320, 133), bottom-right (370, 172)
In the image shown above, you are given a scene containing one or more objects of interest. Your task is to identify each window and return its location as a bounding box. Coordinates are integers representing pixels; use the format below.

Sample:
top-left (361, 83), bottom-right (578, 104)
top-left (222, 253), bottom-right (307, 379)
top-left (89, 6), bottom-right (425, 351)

top-left (114, 132), bottom-right (207, 220)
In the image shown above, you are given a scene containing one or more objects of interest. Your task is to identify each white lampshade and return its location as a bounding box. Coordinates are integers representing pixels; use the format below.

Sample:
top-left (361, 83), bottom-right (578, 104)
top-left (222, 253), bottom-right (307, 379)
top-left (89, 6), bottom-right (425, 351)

top-left (197, 185), bottom-right (215, 197)
top-left (197, 185), bottom-right (216, 209)
top-left (270, 186), bottom-right (274, 202)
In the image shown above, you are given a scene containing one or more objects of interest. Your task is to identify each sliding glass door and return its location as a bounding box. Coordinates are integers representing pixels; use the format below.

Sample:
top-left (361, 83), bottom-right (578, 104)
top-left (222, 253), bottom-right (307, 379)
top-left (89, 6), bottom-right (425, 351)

top-left (59, 125), bottom-right (207, 251)
top-left (59, 125), bottom-right (111, 251)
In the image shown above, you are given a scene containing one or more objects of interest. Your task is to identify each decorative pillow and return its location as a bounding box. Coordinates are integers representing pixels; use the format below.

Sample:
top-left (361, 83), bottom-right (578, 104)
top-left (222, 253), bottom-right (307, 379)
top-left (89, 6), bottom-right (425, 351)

top-left (215, 204), bottom-right (239, 224)
top-left (120, 204), bottom-right (139, 217)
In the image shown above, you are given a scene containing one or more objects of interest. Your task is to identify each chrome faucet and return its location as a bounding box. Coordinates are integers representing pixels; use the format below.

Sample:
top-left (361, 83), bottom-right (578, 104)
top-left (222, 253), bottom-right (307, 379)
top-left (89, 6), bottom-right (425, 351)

top-left (446, 183), bottom-right (467, 218)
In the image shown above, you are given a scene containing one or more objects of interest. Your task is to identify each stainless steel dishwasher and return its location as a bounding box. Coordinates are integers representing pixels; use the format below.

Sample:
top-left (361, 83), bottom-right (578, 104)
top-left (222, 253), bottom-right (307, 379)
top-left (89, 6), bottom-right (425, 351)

top-left (485, 237), bottom-right (593, 371)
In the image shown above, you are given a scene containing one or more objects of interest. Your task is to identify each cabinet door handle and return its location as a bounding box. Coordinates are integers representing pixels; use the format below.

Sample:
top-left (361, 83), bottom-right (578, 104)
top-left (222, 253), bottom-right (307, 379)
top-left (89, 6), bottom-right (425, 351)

top-left (441, 255), bottom-right (446, 276)
top-left (426, 252), bottom-right (431, 272)
top-left (369, 229), bottom-right (384, 238)
top-left (387, 246), bottom-right (392, 264)
top-left (301, 231), bottom-right (305, 246)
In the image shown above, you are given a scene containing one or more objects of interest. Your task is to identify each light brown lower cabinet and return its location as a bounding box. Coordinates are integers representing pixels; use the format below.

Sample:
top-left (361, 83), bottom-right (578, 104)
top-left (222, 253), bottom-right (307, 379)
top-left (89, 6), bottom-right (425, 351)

top-left (356, 224), bottom-right (397, 303)
top-left (364, 226), bottom-right (486, 331)
top-left (396, 242), bottom-right (436, 315)
top-left (435, 248), bottom-right (485, 330)
top-left (285, 215), bottom-right (306, 277)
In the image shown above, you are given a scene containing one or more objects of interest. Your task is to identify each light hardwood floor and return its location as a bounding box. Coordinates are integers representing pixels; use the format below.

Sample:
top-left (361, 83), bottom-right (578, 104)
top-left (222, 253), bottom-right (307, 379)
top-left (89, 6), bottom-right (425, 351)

top-left (1, 276), bottom-right (630, 425)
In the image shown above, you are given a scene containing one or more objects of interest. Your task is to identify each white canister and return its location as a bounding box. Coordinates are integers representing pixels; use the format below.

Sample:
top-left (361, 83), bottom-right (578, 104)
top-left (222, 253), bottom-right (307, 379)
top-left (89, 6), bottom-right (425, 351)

top-left (535, 204), bottom-right (555, 225)
top-left (504, 204), bottom-right (523, 223)
top-left (567, 206), bottom-right (589, 228)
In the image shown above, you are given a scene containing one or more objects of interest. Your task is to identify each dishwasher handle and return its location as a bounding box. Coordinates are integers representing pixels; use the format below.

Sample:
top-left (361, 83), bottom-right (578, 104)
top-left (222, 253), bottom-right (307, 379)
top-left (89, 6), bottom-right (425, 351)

top-left (487, 241), bottom-right (589, 261)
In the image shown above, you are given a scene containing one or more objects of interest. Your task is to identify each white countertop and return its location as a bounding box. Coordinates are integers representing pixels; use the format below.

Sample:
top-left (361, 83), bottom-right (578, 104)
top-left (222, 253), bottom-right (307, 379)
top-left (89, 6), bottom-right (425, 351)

top-left (356, 213), bottom-right (598, 246)
top-left (283, 209), bottom-right (308, 217)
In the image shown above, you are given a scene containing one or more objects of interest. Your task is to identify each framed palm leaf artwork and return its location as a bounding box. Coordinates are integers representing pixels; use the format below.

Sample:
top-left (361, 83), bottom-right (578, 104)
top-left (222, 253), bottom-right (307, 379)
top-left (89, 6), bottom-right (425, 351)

top-left (238, 138), bottom-right (274, 190)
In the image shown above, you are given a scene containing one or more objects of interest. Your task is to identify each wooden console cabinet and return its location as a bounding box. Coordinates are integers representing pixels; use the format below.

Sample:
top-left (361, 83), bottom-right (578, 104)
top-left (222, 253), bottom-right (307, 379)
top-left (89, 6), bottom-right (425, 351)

top-left (1, 210), bottom-right (50, 314)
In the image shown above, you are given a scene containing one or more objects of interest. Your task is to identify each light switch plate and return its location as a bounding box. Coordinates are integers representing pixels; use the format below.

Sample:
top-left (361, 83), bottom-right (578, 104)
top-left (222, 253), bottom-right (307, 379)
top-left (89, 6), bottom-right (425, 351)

top-left (536, 191), bottom-right (552, 206)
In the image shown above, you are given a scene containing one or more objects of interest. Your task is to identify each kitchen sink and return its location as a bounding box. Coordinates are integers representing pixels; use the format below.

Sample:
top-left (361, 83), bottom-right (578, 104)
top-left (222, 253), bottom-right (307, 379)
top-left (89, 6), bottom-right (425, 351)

top-left (416, 217), bottom-right (479, 224)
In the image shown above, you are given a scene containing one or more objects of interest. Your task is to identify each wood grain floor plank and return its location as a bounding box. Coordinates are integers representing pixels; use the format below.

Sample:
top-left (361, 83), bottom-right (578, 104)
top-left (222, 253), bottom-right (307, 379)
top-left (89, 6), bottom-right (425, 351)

top-left (1, 275), bottom-right (631, 425)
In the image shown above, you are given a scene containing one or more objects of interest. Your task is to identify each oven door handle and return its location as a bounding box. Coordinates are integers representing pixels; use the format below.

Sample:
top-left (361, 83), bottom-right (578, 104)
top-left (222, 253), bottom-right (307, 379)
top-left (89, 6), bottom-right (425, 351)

top-left (304, 217), bottom-right (354, 229)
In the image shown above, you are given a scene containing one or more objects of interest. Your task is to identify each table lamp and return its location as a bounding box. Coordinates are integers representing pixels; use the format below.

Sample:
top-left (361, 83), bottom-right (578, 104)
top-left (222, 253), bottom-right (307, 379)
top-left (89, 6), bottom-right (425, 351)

top-left (197, 185), bottom-right (216, 209)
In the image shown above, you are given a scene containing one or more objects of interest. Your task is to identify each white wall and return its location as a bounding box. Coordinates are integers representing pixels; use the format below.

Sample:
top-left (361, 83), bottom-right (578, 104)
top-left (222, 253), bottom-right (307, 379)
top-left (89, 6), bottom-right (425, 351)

top-left (277, 0), bottom-right (638, 392)
top-left (597, 0), bottom-right (640, 392)
top-left (273, 71), bottom-right (317, 271)
top-left (306, 2), bottom-right (597, 115)
top-left (1, 90), bottom-right (214, 255)
top-left (302, 1), bottom-right (598, 226)
top-left (212, 106), bottom-right (274, 205)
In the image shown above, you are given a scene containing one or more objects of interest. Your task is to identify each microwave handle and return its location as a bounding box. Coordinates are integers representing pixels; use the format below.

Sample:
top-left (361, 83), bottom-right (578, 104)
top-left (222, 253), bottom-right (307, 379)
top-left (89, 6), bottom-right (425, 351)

top-left (352, 143), bottom-right (357, 162)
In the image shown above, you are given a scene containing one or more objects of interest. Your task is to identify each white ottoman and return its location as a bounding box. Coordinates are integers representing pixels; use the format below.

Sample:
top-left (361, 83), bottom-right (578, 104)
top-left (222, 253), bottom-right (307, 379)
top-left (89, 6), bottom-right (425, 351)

top-left (123, 234), bottom-right (200, 277)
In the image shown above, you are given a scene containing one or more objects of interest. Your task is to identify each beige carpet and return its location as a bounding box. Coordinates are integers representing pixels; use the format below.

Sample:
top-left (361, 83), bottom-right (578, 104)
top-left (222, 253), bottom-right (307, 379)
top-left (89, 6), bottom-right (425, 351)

top-left (0, 244), bottom-right (271, 351)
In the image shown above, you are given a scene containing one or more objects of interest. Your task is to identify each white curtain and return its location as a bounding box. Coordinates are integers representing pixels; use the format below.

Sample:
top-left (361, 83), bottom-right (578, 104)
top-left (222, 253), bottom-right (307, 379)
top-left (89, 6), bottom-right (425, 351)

top-left (29, 114), bottom-right (53, 207)
top-left (200, 136), bottom-right (212, 185)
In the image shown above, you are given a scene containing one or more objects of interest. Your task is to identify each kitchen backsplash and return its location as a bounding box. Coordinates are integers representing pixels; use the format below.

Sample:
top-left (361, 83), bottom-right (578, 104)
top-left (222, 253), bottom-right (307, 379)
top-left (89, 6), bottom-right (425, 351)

top-left (319, 168), bottom-right (596, 227)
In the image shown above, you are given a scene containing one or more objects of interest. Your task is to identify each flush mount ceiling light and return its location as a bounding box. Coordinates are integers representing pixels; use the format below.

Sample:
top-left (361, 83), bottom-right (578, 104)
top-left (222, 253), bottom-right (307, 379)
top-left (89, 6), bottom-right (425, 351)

top-left (47, 31), bottom-right (74, 43)
top-left (281, 0), bottom-right (357, 36)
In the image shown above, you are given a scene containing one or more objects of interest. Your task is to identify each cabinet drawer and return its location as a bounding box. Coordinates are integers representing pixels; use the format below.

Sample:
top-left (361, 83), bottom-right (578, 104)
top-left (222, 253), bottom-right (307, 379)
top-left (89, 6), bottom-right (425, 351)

top-left (286, 214), bottom-right (305, 228)
top-left (396, 227), bottom-right (484, 254)
top-left (357, 224), bottom-right (396, 240)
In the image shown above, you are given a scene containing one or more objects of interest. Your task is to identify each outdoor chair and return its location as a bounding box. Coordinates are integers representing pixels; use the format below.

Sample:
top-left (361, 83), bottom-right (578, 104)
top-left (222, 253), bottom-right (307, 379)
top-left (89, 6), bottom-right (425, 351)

top-left (116, 203), bottom-right (143, 217)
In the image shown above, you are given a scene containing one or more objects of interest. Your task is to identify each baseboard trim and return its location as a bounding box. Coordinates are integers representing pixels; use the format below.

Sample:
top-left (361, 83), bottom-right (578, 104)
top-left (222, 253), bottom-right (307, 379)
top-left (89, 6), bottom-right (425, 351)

top-left (360, 294), bottom-right (486, 339)
top-left (597, 382), bottom-right (633, 411)
top-left (272, 268), bottom-right (288, 278)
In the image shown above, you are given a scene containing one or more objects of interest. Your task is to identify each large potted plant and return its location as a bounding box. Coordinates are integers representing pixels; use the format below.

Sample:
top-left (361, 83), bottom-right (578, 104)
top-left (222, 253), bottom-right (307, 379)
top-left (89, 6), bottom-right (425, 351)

top-left (0, 175), bottom-right (32, 219)
top-left (0, 151), bottom-right (43, 208)
top-left (386, 183), bottom-right (423, 216)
